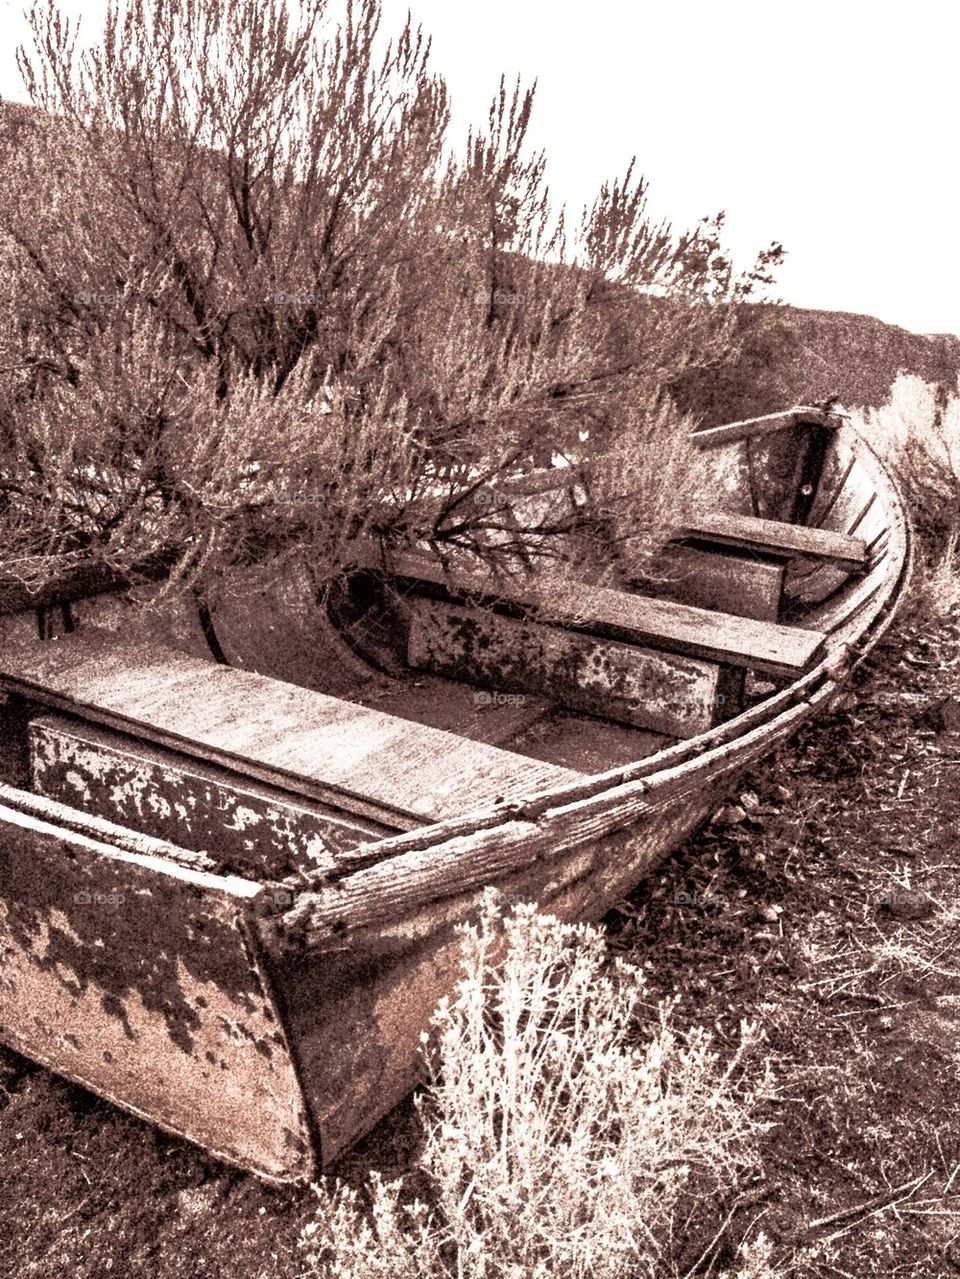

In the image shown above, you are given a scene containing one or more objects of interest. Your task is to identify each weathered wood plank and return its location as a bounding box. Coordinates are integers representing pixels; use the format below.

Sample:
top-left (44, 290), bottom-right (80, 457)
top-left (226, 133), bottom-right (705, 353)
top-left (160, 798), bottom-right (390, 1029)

top-left (677, 510), bottom-right (867, 571)
top-left (0, 772), bottom-right (219, 873)
top-left (274, 666), bottom-right (824, 888)
top-left (0, 634), bottom-right (579, 829)
top-left (0, 793), bottom-right (315, 1180)
top-left (362, 675), bottom-right (554, 748)
top-left (783, 560), bottom-right (852, 608)
top-left (29, 715), bottom-right (391, 879)
top-left (689, 406), bottom-right (840, 451)
top-left (0, 550), bottom-right (176, 618)
top-left (407, 599), bottom-right (739, 738)
top-left (510, 710), bottom-right (669, 774)
top-left (642, 544), bottom-right (785, 621)
top-left (262, 696), bottom-right (819, 951)
top-left (784, 473), bottom-right (887, 606)
top-left (388, 551), bottom-right (826, 678)
top-left (263, 763), bottom-right (756, 1164)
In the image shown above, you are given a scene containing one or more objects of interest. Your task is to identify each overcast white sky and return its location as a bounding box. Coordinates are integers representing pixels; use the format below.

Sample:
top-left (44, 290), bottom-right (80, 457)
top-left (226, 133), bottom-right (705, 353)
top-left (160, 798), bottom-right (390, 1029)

top-left (3, 0), bottom-right (958, 337)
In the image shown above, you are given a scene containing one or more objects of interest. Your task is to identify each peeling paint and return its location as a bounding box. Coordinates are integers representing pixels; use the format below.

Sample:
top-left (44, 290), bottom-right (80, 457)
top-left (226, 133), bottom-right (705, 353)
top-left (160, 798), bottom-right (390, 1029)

top-left (408, 599), bottom-right (724, 738)
top-left (0, 799), bottom-right (315, 1180)
top-left (29, 717), bottom-right (387, 880)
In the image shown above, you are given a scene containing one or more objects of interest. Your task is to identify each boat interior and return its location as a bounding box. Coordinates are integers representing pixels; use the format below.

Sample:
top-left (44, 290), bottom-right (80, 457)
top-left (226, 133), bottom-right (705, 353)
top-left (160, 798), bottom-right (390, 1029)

top-left (0, 410), bottom-right (899, 883)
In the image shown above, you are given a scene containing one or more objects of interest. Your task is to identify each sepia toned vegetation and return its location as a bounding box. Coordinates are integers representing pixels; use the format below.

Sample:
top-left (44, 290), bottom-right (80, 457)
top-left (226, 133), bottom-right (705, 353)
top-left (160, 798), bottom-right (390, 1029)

top-left (299, 894), bottom-right (778, 1279)
top-left (1, 0), bottom-right (783, 636)
top-left (3, 3), bottom-right (958, 1278)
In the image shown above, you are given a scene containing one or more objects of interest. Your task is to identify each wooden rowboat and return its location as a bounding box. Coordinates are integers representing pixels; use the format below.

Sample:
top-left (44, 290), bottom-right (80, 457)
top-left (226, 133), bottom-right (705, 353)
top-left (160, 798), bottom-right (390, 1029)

top-left (0, 406), bottom-right (910, 1181)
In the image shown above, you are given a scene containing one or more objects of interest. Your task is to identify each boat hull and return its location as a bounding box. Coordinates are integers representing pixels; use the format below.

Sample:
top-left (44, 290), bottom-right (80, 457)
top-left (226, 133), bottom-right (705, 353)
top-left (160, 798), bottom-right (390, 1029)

top-left (0, 416), bottom-right (912, 1178)
top-left (260, 783), bottom-right (725, 1163)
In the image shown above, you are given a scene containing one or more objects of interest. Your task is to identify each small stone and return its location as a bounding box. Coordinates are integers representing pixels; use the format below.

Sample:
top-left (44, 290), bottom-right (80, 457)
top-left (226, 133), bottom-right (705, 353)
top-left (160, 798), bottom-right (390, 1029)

top-left (938, 697), bottom-right (960, 734)
top-left (716, 804), bottom-right (747, 826)
top-left (758, 903), bottom-right (782, 923)
top-left (739, 791), bottom-right (760, 812)
top-left (919, 696), bottom-right (960, 734)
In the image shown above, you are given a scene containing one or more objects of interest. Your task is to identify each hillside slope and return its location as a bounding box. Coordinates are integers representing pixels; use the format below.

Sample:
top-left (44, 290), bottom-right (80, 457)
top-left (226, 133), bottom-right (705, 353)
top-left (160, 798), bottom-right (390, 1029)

top-left (670, 301), bottom-right (960, 429)
top-left (779, 305), bottom-right (960, 409)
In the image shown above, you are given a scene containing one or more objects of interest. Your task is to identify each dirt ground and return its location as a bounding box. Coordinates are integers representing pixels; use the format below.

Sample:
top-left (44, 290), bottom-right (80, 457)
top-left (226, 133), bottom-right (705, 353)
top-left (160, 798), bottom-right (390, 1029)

top-left (1, 603), bottom-right (959, 1278)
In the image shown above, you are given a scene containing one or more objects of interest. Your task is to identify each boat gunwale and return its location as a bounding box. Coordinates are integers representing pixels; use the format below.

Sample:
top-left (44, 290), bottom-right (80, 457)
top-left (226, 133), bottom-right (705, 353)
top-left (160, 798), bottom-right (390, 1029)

top-left (259, 421), bottom-right (912, 939)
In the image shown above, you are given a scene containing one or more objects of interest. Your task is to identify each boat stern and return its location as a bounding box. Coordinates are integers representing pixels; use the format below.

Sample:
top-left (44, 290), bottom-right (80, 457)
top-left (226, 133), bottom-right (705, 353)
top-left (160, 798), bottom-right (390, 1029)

top-left (0, 793), bottom-right (316, 1182)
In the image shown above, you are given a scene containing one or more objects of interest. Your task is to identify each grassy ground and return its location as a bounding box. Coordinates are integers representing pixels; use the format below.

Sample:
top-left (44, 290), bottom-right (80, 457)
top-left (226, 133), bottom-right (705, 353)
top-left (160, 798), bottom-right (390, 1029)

top-left (608, 601), bottom-right (960, 1276)
top-left (1, 602), bottom-right (959, 1277)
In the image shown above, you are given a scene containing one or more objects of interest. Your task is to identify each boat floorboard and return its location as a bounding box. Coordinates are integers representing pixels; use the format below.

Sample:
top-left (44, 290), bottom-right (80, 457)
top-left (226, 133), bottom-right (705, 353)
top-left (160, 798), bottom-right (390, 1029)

top-left (509, 710), bottom-right (670, 775)
top-left (204, 590), bottom-right (671, 771)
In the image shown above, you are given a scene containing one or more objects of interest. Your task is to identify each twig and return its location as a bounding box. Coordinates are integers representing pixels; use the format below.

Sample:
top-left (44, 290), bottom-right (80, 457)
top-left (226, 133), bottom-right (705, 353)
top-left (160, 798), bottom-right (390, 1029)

top-left (679, 1202), bottom-right (739, 1279)
top-left (806, 1170), bottom-right (933, 1234)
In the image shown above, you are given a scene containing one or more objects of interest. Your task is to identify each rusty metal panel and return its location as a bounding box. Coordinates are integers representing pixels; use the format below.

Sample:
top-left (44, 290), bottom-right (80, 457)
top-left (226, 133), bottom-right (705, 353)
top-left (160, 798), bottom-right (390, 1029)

top-left (0, 796), bottom-right (315, 1181)
top-left (28, 715), bottom-right (389, 880)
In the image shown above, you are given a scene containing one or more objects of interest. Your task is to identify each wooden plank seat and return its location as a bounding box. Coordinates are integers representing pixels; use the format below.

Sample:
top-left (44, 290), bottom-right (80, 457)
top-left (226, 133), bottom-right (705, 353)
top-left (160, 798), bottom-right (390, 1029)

top-left (688, 406), bottom-right (842, 451)
top-left (0, 633), bottom-right (579, 831)
top-left (675, 509), bottom-right (868, 573)
top-left (387, 551), bottom-right (827, 680)
top-left (406, 597), bottom-right (743, 739)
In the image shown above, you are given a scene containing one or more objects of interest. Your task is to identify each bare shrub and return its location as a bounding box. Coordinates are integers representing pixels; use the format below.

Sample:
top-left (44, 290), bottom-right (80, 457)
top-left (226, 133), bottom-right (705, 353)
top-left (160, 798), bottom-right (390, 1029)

top-left (2, 0), bottom-right (784, 617)
top-left (299, 894), bottom-right (777, 1279)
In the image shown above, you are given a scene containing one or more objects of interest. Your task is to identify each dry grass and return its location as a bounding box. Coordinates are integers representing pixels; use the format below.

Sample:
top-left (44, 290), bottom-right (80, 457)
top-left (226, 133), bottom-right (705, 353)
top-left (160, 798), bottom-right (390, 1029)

top-left (861, 373), bottom-right (960, 618)
top-left (606, 608), bottom-right (960, 1277)
top-left (299, 895), bottom-right (777, 1279)
top-left (919, 529), bottom-right (960, 618)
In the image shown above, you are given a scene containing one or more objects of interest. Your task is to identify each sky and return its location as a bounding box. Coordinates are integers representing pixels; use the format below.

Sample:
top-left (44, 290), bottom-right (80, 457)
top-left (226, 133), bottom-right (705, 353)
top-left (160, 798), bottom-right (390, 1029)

top-left (2, 0), bottom-right (958, 337)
